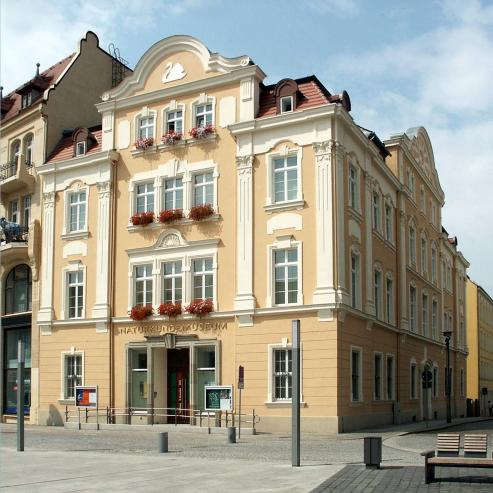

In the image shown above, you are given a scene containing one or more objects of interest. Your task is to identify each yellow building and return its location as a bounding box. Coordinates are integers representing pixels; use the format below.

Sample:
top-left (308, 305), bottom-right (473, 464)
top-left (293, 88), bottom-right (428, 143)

top-left (466, 279), bottom-right (493, 414)
top-left (0, 31), bottom-right (129, 423)
top-left (36, 35), bottom-right (468, 432)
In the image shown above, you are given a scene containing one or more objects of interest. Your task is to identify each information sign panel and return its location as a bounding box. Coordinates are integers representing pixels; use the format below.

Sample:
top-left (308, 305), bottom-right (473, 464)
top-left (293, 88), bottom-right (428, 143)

top-left (204, 385), bottom-right (233, 411)
top-left (75, 386), bottom-right (98, 408)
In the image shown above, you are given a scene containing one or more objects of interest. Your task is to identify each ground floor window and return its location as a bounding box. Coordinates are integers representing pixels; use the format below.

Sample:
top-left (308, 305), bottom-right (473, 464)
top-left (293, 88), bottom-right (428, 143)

top-left (351, 347), bottom-right (362, 402)
top-left (273, 348), bottom-right (292, 400)
top-left (374, 353), bottom-right (382, 400)
top-left (196, 346), bottom-right (216, 410)
top-left (62, 353), bottom-right (83, 399)
top-left (130, 349), bottom-right (148, 409)
top-left (386, 355), bottom-right (394, 400)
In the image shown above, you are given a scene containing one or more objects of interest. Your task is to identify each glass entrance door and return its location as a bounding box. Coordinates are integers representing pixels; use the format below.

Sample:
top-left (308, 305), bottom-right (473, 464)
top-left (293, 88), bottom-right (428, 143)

top-left (167, 348), bottom-right (189, 423)
top-left (130, 349), bottom-right (148, 410)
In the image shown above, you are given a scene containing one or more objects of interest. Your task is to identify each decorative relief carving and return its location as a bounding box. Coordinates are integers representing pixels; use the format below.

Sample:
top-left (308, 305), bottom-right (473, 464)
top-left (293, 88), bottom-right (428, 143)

top-left (97, 181), bottom-right (111, 198)
top-left (162, 233), bottom-right (180, 247)
top-left (43, 191), bottom-right (55, 208)
top-left (312, 140), bottom-right (331, 156)
top-left (162, 62), bottom-right (186, 83)
top-left (236, 155), bottom-right (254, 173)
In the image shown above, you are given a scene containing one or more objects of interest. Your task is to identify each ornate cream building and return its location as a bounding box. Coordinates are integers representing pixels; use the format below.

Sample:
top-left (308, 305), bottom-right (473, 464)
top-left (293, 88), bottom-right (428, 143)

top-left (33, 35), bottom-right (468, 431)
top-left (0, 32), bottom-right (129, 423)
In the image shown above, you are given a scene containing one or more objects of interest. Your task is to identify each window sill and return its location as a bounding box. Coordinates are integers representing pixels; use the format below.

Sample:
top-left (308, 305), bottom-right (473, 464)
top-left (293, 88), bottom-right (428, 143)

top-left (61, 231), bottom-right (89, 241)
top-left (126, 214), bottom-right (221, 232)
top-left (264, 401), bottom-right (306, 408)
top-left (58, 398), bottom-right (75, 405)
top-left (264, 200), bottom-right (305, 213)
top-left (131, 134), bottom-right (218, 157)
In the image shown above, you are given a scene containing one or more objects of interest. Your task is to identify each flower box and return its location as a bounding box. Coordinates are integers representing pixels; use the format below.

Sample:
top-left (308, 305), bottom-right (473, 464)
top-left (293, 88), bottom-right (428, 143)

top-left (189, 124), bottom-right (215, 140)
top-left (159, 209), bottom-right (184, 224)
top-left (158, 302), bottom-right (182, 317)
top-left (135, 137), bottom-right (154, 150)
top-left (130, 304), bottom-right (153, 321)
top-left (185, 299), bottom-right (214, 316)
top-left (188, 204), bottom-right (214, 221)
top-left (161, 131), bottom-right (183, 145)
top-left (130, 211), bottom-right (155, 226)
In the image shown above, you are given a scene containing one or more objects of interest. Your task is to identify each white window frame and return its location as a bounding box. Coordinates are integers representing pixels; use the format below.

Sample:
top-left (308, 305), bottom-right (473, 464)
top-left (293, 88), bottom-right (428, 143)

top-left (63, 185), bottom-right (89, 237)
top-left (386, 273), bottom-right (394, 325)
top-left (350, 247), bottom-right (361, 310)
top-left (76, 141), bottom-right (86, 156)
top-left (431, 245), bottom-right (437, 283)
top-left (432, 298), bottom-right (438, 339)
top-left (11, 140), bottom-right (20, 166)
top-left (350, 346), bottom-right (363, 403)
top-left (265, 147), bottom-right (303, 210)
top-left (374, 267), bottom-right (382, 320)
top-left (422, 292), bottom-right (429, 337)
top-left (348, 163), bottom-right (359, 210)
top-left (161, 260), bottom-right (183, 304)
top-left (192, 171), bottom-right (215, 207)
top-left (165, 108), bottom-right (184, 134)
top-left (373, 351), bottom-right (383, 401)
top-left (409, 283), bottom-right (417, 332)
top-left (22, 195), bottom-right (31, 227)
top-left (137, 115), bottom-right (155, 140)
top-left (384, 203), bottom-right (393, 242)
top-left (133, 263), bottom-right (154, 306)
top-left (191, 257), bottom-right (214, 301)
top-left (419, 186), bottom-right (425, 212)
top-left (60, 350), bottom-right (84, 401)
top-left (409, 224), bottom-right (416, 265)
top-left (193, 101), bottom-right (214, 128)
top-left (163, 177), bottom-right (184, 211)
top-left (161, 102), bottom-right (186, 136)
top-left (135, 181), bottom-right (155, 214)
top-left (266, 341), bottom-right (303, 405)
top-left (280, 95), bottom-right (293, 114)
top-left (134, 108), bottom-right (157, 142)
top-left (61, 263), bottom-right (87, 320)
top-left (421, 234), bottom-right (428, 275)
top-left (386, 354), bottom-right (395, 400)
top-left (24, 134), bottom-right (33, 165)
top-left (267, 237), bottom-right (303, 307)
top-left (9, 199), bottom-right (19, 223)
top-left (372, 191), bottom-right (381, 232)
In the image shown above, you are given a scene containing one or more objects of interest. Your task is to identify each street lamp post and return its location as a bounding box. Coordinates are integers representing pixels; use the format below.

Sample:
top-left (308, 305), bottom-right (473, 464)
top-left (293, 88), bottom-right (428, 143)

top-left (443, 330), bottom-right (452, 424)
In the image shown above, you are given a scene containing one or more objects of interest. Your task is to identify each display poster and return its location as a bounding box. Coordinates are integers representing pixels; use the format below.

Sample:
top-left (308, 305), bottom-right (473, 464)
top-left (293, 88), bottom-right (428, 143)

top-left (205, 385), bottom-right (233, 411)
top-left (75, 386), bottom-right (98, 408)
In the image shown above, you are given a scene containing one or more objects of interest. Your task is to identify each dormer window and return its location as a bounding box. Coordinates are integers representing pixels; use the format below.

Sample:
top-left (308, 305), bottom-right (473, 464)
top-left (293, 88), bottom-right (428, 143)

top-left (21, 92), bottom-right (32, 109)
top-left (280, 96), bottom-right (293, 113)
top-left (76, 141), bottom-right (86, 156)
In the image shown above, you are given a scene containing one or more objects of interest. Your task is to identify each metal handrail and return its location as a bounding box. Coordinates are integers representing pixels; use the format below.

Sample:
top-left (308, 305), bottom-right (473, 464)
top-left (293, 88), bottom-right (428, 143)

top-left (0, 225), bottom-right (28, 244)
top-left (0, 161), bottom-right (18, 181)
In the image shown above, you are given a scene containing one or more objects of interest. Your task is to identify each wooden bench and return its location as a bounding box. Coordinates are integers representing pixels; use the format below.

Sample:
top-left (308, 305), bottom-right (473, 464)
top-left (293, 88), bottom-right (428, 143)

top-left (422, 433), bottom-right (493, 484)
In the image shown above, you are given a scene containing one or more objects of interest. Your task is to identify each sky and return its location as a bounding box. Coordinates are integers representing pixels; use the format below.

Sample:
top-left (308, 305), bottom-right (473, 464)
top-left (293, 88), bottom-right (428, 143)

top-left (1, 0), bottom-right (492, 295)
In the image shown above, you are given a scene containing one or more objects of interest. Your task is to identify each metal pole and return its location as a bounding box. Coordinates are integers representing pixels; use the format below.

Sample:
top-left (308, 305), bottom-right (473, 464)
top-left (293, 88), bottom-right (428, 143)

top-left (292, 320), bottom-right (300, 467)
top-left (238, 387), bottom-right (242, 439)
top-left (446, 337), bottom-right (451, 423)
top-left (17, 339), bottom-right (25, 452)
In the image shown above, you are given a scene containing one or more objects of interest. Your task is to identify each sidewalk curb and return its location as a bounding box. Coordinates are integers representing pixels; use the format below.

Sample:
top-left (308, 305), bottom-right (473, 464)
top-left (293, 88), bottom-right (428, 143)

top-left (399, 417), bottom-right (493, 437)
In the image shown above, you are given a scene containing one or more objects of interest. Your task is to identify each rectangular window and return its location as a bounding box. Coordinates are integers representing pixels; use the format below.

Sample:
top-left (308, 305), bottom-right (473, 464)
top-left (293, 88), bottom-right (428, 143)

top-left (193, 172), bottom-right (214, 206)
top-left (130, 349), bottom-right (148, 408)
top-left (64, 354), bottom-right (82, 399)
top-left (138, 115), bottom-right (154, 139)
top-left (349, 165), bottom-right (358, 209)
top-left (411, 363), bottom-right (417, 399)
top-left (166, 110), bottom-right (183, 133)
top-left (280, 96), bottom-right (293, 113)
top-left (22, 195), bottom-right (31, 227)
top-left (372, 192), bottom-right (380, 230)
top-left (431, 248), bottom-right (437, 283)
top-left (420, 188), bottom-right (425, 211)
top-left (274, 248), bottom-right (298, 305)
top-left (69, 191), bottom-right (87, 232)
top-left (374, 353), bottom-right (382, 400)
top-left (386, 277), bottom-right (393, 324)
top-left (164, 178), bottom-right (183, 210)
top-left (374, 270), bottom-right (382, 320)
top-left (197, 346), bottom-right (216, 409)
top-left (385, 204), bottom-right (392, 241)
top-left (21, 92), bottom-right (32, 108)
top-left (67, 270), bottom-right (84, 318)
top-left (351, 349), bottom-right (361, 402)
top-left (386, 355), bottom-right (394, 400)
top-left (76, 141), bottom-right (86, 156)
top-left (195, 103), bottom-right (213, 127)
top-left (162, 261), bottom-right (182, 304)
top-left (421, 238), bottom-right (427, 274)
top-left (422, 293), bottom-right (429, 337)
top-left (9, 200), bottom-right (19, 223)
top-left (192, 257), bottom-right (213, 300)
top-left (136, 182), bottom-right (154, 213)
top-left (433, 367), bottom-right (439, 398)
top-left (274, 349), bottom-right (292, 400)
top-left (134, 264), bottom-right (153, 305)
top-left (273, 155), bottom-right (298, 203)
top-left (409, 227), bottom-right (416, 263)
top-left (409, 286), bottom-right (417, 332)
top-left (432, 300), bottom-right (438, 339)
top-left (351, 253), bottom-right (359, 309)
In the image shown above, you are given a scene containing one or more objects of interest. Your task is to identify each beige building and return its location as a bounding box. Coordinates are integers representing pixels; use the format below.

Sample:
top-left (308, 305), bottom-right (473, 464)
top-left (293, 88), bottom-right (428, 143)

top-left (0, 31), bottom-right (129, 423)
top-left (36, 35), bottom-right (468, 432)
top-left (466, 279), bottom-right (493, 415)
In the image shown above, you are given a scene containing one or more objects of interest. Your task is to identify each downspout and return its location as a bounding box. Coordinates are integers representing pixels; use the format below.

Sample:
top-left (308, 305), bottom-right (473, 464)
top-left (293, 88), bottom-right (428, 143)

top-left (395, 188), bottom-right (401, 416)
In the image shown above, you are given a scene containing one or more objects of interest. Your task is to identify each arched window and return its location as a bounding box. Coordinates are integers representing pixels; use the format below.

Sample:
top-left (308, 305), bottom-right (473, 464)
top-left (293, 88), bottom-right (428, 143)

top-left (4, 264), bottom-right (32, 314)
top-left (11, 140), bottom-right (21, 169)
top-left (24, 134), bottom-right (33, 166)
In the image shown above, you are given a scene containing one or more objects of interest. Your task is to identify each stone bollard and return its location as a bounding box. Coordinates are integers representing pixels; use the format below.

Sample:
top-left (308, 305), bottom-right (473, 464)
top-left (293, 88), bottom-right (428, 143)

top-left (159, 432), bottom-right (168, 453)
top-left (227, 426), bottom-right (236, 444)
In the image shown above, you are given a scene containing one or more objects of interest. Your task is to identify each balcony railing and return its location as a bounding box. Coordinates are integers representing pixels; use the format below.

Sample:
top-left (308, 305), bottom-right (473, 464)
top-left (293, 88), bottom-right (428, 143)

top-left (0, 223), bottom-right (28, 244)
top-left (25, 159), bottom-right (34, 170)
top-left (0, 160), bottom-right (18, 181)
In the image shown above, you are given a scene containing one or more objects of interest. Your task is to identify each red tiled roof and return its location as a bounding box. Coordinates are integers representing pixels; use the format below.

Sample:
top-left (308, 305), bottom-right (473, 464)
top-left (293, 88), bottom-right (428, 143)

top-left (257, 76), bottom-right (331, 118)
top-left (1, 54), bottom-right (75, 123)
top-left (47, 126), bottom-right (102, 163)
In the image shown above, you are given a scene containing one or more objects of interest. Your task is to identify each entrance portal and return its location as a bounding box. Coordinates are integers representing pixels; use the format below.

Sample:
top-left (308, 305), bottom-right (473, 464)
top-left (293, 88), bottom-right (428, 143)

top-left (167, 348), bottom-right (190, 423)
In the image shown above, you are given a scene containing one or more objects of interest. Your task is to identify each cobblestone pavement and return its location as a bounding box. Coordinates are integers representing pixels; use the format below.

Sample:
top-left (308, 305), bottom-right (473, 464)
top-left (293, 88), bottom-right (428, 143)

top-left (311, 465), bottom-right (493, 493)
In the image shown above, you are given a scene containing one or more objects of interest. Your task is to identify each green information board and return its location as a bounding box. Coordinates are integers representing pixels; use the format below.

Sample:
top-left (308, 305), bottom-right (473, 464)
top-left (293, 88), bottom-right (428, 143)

top-left (204, 385), bottom-right (233, 411)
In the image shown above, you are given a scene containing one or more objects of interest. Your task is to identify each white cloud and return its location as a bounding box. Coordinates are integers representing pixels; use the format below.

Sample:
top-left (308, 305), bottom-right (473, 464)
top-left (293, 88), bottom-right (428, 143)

top-left (326, 0), bottom-right (493, 293)
top-left (307, 0), bottom-right (359, 16)
top-left (0, 0), bottom-right (211, 92)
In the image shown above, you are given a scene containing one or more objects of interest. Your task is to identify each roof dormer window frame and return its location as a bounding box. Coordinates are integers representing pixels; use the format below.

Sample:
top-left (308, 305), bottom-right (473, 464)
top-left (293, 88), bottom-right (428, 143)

top-left (76, 141), bottom-right (87, 157)
top-left (21, 91), bottom-right (32, 109)
top-left (280, 95), bottom-right (293, 114)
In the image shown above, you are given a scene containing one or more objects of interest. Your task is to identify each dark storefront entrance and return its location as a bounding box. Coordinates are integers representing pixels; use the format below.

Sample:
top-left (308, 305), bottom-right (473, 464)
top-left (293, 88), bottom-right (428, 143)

top-left (167, 348), bottom-right (189, 422)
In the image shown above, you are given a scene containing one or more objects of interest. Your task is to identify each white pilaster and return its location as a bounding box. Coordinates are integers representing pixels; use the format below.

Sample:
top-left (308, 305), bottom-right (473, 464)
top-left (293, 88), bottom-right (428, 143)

top-left (334, 143), bottom-right (347, 301)
top-left (37, 191), bottom-right (55, 324)
top-left (92, 181), bottom-right (112, 318)
top-left (234, 155), bottom-right (256, 311)
top-left (102, 111), bottom-right (114, 151)
top-left (399, 208), bottom-right (408, 329)
top-left (364, 172), bottom-right (375, 315)
top-left (312, 141), bottom-right (335, 304)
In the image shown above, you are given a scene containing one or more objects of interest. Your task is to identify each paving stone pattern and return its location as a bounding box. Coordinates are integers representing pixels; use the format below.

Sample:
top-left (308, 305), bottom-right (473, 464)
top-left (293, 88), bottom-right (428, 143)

top-left (311, 465), bottom-right (493, 493)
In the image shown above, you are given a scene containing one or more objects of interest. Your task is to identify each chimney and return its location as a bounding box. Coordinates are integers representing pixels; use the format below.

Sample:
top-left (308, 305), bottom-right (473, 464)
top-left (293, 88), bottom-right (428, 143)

top-left (36, 63), bottom-right (40, 77)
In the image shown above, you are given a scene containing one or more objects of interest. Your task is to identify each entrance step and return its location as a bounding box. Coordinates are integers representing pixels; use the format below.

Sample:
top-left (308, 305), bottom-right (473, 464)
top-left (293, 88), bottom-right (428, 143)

top-left (2, 414), bottom-right (30, 424)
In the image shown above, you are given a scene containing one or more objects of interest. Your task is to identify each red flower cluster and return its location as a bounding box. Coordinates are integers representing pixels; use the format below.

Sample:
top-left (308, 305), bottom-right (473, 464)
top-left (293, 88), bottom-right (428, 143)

top-left (185, 299), bottom-right (214, 316)
top-left (188, 204), bottom-right (214, 221)
top-left (161, 131), bottom-right (183, 145)
top-left (158, 302), bottom-right (182, 317)
top-left (130, 304), bottom-right (153, 321)
top-left (135, 137), bottom-right (154, 149)
top-left (159, 209), bottom-right (184, 224)
top-left (130, 211), bottom-right (155, 226)
top-left (189, 125), bottom-right (215, 139)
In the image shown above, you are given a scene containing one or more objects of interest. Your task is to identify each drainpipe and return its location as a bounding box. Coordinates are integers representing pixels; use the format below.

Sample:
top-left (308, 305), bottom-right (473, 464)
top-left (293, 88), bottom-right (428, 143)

top-left (395, 188), bottom-right (401, 420)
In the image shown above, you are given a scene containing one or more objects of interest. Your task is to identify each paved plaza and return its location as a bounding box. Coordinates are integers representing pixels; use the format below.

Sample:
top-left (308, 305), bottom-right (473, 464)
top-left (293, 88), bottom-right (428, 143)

top-left (1, 419), bottom-right (492, 492)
